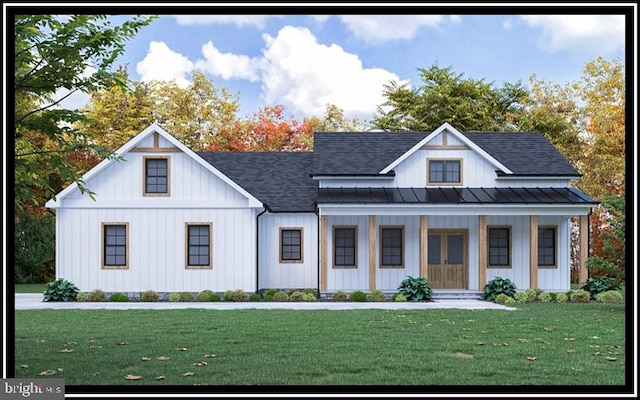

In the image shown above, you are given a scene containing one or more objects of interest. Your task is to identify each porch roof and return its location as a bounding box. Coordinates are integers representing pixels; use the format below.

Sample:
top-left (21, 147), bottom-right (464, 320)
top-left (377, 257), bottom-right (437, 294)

top-left (317, 187), bottom-right (597, 205)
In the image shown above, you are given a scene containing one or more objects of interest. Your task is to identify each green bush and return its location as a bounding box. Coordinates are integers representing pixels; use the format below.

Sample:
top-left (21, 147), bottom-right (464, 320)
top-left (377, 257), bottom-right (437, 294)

top-left (393, 294), bottom-right (407, 302)
top-left (140, 290), bottom-right (160, 302)
top-left (168, 293), bottom-right (180, 302)
top-left (109, 292), bottom-right (129, 302)
top-left (263, 289), bottom-right (278, 297)
top-left (302, 292), bottom-right (316, 302)
top-left (227, 289), bottom-right (249, 302)
top-left (273, 291), bottom-right (289, 302)
top-left (367, 289), bottom-right (387, 302)
top-left (537, 292), bottom-right (552, 303)
top-left (15, 212), bottom-right (56, 283)
top-left (223, 290), bottom-right (233, 302)
top-left (196, 290), bottom-right (216, 302)
top-left (522, 288), bottom-right (538, 302)
top-left (289, 291), bottom-right (305, 302)
top-left (249, 293), bottom-right (261, 302)
top-left (581, 276), bottom-right (622, 300)
top-left (302, 288), bottom-right (318, 297)
top-left (263, 294), bottom-right (274, 302)
top-left (554, 293), bottom-right (568, 303)
top-left (210, 293), bottom-right (221, 302)
top-left (43, 278), bottom-right (79, 302)
top-left (349, 291), bottom-right (367, 302)
top-left (330, 291), bottom-right (348, 302)
top-left (87, 289), bottom-right (107, 302)
top-left (398, 276), bottom-right (432, 301)
top-left (179, 291), bottom-right (194, 302)
top-left (76, 292), bottom-right (86, 302)
top-left (494, 293), bottom-right (513, 304)
top-left (483, 276), bottom-right (517, 301)
top-left (570, 289), bottom-right (591, 303)
top-left (514, 292), bottom-right (530, 303)
top-left (595, 290), bottom-right (624, 303)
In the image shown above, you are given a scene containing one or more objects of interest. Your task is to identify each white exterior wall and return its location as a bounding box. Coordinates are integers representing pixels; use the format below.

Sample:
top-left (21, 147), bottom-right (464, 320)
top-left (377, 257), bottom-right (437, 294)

top-left (537, 216), bottom-right (571, 291)
top-left (258, 213), bottom-right (318, 290)
top-left (56, 207), bottom-right (257, 292)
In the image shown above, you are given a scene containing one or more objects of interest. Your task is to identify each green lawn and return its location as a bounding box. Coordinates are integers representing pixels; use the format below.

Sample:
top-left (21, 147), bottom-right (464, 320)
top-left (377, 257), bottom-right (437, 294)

top-left (14, 303), bottom-right (625, 386)
top-left (15, 283), bottom-right (47, 293)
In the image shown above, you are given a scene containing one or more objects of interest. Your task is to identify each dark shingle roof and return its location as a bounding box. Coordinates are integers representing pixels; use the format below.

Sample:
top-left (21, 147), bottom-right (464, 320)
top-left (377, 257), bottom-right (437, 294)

top-left (198, 152), bottom-right (317, 212)
top-left (464, 132), bottom-right (580, 176)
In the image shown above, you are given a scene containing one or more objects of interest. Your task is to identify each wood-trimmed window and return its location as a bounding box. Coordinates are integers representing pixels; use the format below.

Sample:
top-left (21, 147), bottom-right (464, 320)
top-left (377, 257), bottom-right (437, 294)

top-left (538, 226), bottom-right (557, 269)
top-left (380, 226), bottom-right (404, 268)
top-left (333, 226), bottom-right (357, 268)
top-left (143, 156), bottom-right (170, 196)
top-left (280, 228), bottom-right (303, 263)
top-left (186, 223), bottom-right (212, 269)
top-left (488, 226), bottom-right (511, 268)
top-left (101, 223), bottom-right (129, 269)
top-left (427, 159), bottom-right (462, 185)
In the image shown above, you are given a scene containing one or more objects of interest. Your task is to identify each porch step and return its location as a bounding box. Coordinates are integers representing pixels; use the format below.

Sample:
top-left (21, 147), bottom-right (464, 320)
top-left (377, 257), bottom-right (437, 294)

top-left (431, 290), bottom-right (484, 300)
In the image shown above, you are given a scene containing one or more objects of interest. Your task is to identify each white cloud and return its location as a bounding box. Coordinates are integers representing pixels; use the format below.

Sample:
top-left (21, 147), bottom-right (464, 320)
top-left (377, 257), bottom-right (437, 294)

top-left (136, 41), bottom-right (195, 87)
top-left (195, 42), bottom-right (261, 81)
top-left (339, 15), bottom-right (458, 44)
top-left (520, 15), bottom-right (625, 55)
top-left (173, 15), bottom-right (277, 28)
top-left (259, 26), bottom-right (404, 120)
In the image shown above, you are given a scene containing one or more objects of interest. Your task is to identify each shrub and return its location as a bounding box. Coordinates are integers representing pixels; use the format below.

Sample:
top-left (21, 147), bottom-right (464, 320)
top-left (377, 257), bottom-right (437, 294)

top-left (514, 292), bottom-right (530, 303)
top-left (289, 291), bottom-right (305, 302)
top-left (249, 293), bottom-right (261, 302)
top-left (140, 290), bottom-right (160, 302)
top-left (570, 289), bottom-right (591, 303)
top-left (273, 291), bottom-right (289, 302)
top-left (595, 290), bottom-right (624, 304)
top-left (503, 296), bottom-right (516, 305)
top-left (263, 294), bottom-right (274, 302)
top-left (483, 276), bottom-right (517, 301)
top-left (494, 293), bottom-right (513, 304)
top-left (302, 292), bottom-right (316, 302)
top-left (302, 288), bottom-right (318, 297)
top-left (109, 292), bottom-right (129, 302)
top-left (263, 289), bottom-right (278, 297)
top-left (367, 289), bottom-right (387, 302)
top-left (393, 294), bottom-right (407, 302)
top-left (330, 291), bottom-right (348, 302)
top-left (43, 278), bottom-right (79, 302)
top-left (223, 290), bottom-right (233, 302)
top-left (76, 292), bottom-right (86, 302)
top-left (398, 276), bottom-right (432, 301)
top-left (210, 293), bottom-right (221, 302)
top-left (196, 290), bottom-right (216, 302)
top-left (168, 293), bottom-right (180, 302)
top-left (349, 291), bottom-right (367, 302)
top-left (581, 276), bottom-right (622, 300)
top-left (537, 292), bottom-right (552, 303)
top-left (522, 288), bottom-right (538, 302)
top-left (228, 289), bottom-right (249, 302)
top-left (87, 289), bottom-right (107, 302)
top-left (555, 293), bottom-right (568, 303)
top-left (179, 291), bottom-right (194, 302)
top-left (15, 212), bottom-right (55, 283)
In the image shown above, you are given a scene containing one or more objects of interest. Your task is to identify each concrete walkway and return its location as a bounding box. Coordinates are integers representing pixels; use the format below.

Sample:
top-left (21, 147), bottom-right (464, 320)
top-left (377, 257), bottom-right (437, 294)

top-left (15, 293), bottom-right (516, 311)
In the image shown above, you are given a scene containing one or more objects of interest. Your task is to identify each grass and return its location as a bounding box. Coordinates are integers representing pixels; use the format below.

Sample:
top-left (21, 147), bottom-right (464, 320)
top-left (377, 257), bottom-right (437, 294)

top-left (14, 303), bottom-right (625, 386)
top-left (15, 283), bottom-right (47, 293)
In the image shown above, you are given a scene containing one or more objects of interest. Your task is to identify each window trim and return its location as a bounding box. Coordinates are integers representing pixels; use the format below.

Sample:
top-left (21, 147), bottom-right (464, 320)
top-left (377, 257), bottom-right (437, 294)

top-left (538, 225), bottom-right (558, 269)
top-left (487, 226), bottom-right (511, 269)
top-left (427, 158), bottom-right (463, 186)
top-left (185, 223), bottom-right (213, 269)
top-left (332, 226), bottom-right (358, 269)
top-left (101, 222), bottom-right (129, 269)
top-left (379, 225), bottom-right (405, 269)
top-left (279, 227), bottom-right (304, 263)
top-left (143, 156), bottom-right (171, 196)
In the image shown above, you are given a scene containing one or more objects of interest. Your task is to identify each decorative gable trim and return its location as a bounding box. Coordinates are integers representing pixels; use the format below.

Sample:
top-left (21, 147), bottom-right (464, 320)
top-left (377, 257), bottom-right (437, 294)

top-left (380, 123), bottom-right (513, 175)
top-left (45, 123), bottom-right (263, 209)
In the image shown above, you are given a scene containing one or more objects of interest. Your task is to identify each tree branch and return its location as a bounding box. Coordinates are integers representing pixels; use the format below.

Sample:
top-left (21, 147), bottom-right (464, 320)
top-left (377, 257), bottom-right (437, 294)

top-left (16, 88), bottom-right (82, 124)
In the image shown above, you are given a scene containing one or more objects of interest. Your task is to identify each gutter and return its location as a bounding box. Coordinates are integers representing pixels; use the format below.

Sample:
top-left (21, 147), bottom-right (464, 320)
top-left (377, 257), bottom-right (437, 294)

top-left (255, 204), bottom-right (270, 294)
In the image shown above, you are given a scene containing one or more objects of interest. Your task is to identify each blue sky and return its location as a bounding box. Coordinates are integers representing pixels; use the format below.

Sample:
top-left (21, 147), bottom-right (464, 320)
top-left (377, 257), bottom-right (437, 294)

top-left (58, 7), bottom-right (627, 122)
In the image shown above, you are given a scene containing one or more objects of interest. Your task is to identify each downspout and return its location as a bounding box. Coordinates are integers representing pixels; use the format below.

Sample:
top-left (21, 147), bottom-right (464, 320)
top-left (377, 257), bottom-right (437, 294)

top-left (256, 204), bottom-right (269, 294)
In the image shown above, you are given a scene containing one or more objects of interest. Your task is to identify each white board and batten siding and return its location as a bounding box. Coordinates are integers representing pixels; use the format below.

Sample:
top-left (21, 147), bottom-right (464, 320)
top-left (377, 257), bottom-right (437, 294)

top-left (55, 145), bottom-right (259, 293)
top-left (258, 213), bottom-right (318, 291)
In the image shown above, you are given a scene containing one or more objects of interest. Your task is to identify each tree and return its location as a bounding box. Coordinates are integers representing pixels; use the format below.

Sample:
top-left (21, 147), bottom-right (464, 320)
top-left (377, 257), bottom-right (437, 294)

top-left (372, 64), bottom-right (529, 132)
top-left (14, 14), bottom-right (155, 213)
top-left (305, 103), bottom-right (364, 132)
top-left (586, 194), bottom-right (625, 281)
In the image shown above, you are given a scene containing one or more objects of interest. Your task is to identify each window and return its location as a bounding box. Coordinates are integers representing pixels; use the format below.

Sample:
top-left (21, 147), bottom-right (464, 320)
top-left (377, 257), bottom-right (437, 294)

top-left (186, 223), bottom-right (212, 268)
top-left (488, 227), bottom-right (510, 267)
top-left (333, 227), bottom-right (357, 268)
top-left (144, 157), bottom-right (169, 195)
top-left (538, 227), bottom-right (557, 268)
top-left (428, 159), bottom-right (461, 184)
top-left (380, 227), bottom-right (404, 268)
top-left (102, 223), bottom-right (128, 269)
top-left (280, 228), bottom-right (303, 263)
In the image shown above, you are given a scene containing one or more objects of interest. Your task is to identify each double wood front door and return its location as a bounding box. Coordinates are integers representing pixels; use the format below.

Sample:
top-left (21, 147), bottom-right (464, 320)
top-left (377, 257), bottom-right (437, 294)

top-left (427, 230), bottom-right (468, 289)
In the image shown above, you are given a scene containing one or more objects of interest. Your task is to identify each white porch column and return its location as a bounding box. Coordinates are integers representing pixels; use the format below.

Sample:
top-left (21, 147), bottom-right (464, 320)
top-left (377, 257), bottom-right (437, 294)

top-left (369, 215), bottom-right (376, 291)
top-left (530, 215), bottom-right (538, 289)
top-left (420, 215), bottom-right (428, 278)
top-left (478, 215), bottom-right (487, 290)
top-left (320, 215), bottom-right (328, 292)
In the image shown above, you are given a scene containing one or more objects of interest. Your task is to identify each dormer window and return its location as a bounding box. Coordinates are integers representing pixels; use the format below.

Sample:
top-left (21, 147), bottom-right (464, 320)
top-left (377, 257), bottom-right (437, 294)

top-left (428, 159), bottom-right (462, 185)
top-left (144, 156), bottom-right (170, 196)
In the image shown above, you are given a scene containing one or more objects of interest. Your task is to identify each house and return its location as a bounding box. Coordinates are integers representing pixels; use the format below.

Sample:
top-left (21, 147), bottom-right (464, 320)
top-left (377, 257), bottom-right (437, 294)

top-left (45, 122), bottom-right (597, 296)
